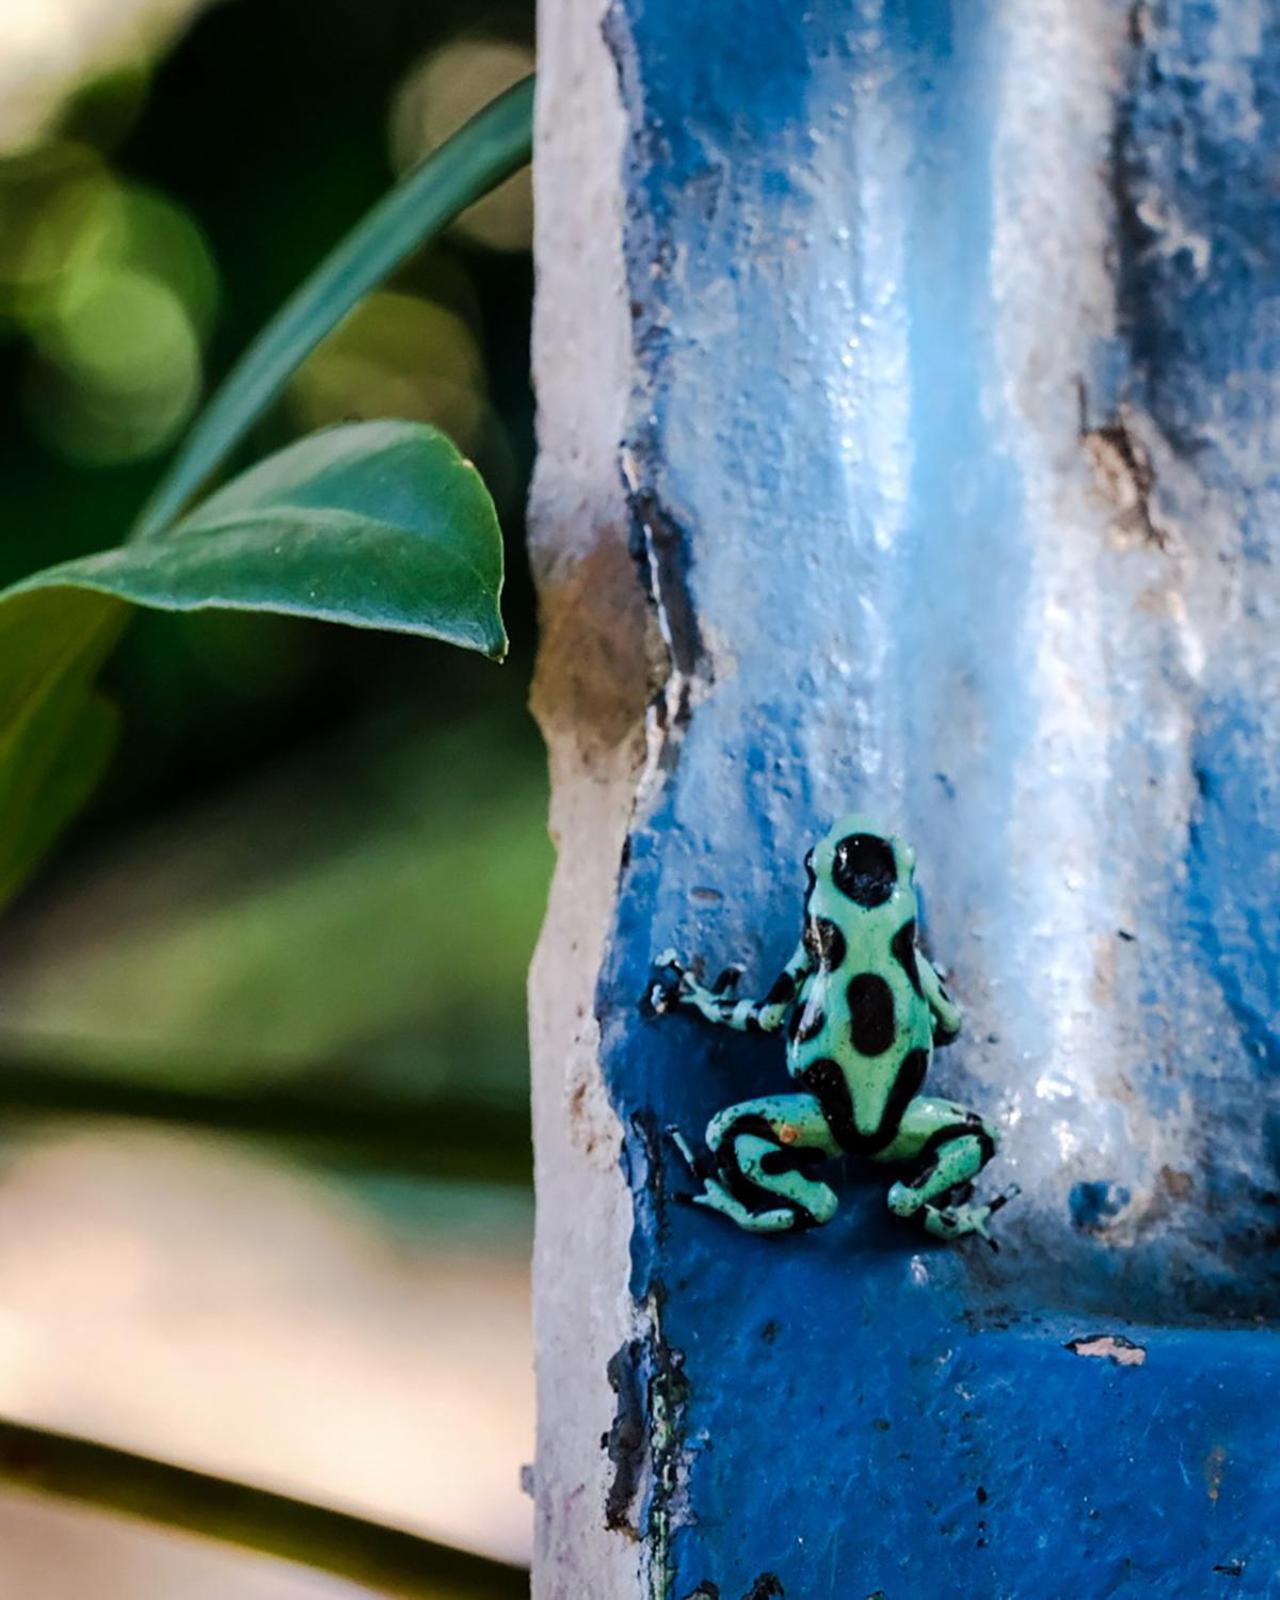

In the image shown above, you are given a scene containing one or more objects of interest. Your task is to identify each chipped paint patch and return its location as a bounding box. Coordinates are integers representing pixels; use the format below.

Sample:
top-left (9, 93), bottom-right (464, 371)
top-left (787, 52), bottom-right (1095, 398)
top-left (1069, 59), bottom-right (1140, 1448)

top-left (1079, 401), bottom-right (1171, 549)
top-left (1064, 1333), bottom-right (1147, 1366)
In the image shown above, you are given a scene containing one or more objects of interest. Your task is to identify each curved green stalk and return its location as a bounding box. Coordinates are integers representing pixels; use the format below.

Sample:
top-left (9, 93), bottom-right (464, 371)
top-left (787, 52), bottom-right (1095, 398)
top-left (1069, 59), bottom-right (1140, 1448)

top-left (132, 75), bottom-right (535, 541)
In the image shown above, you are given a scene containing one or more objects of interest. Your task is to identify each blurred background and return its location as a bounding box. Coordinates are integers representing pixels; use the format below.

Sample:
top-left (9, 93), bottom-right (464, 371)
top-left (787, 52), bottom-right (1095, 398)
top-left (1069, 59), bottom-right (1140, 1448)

top-left (0, 0), bottom-right (542, 1590)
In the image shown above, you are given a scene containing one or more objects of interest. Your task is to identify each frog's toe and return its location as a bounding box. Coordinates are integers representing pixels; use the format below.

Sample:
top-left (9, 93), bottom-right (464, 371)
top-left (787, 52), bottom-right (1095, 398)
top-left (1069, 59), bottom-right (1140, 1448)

top-left (689, 1182), bottom-right (799, 1234)
top-left (667, 1126), bottom-right (703, 1176)
top-left (921, 1193), bottom-right (1016, 1250)
top-left (887, 1179), bottom-right (921, 1219)
top-left (688, 1178), bottom-right (746, 1222)
top-left (644, 980), bottom-right (674, 1015)
top-left (645, 972), bottom-right (684, 1015)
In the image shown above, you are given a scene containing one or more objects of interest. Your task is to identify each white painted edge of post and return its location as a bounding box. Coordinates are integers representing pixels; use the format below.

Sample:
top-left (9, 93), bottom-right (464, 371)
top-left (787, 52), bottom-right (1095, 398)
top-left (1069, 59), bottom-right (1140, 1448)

top-left (527, 0), bottom-right (651, 1594)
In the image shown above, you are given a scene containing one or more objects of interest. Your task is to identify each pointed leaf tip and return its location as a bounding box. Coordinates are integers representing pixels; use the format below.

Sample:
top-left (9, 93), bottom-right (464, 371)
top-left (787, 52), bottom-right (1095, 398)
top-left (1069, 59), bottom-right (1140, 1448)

top-left (4, 421), bottom-right (508, 657)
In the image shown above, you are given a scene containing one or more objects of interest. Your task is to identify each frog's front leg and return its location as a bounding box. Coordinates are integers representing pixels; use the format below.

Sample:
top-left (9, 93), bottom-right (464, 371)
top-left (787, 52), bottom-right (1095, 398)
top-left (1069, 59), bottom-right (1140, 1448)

top-left (673, 1093), bottom-right (841, 1233)
top-left (874, 1095), bottom-right (1008, 1245)
top-left (917, 951), bottom-right (962, 1046)
top-left (650, 937), bottom-right (812, 1035)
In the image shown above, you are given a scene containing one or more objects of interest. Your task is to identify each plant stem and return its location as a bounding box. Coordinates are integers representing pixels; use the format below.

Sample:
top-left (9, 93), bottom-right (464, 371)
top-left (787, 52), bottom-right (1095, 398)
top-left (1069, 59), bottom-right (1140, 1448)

top-left (0, 1054), bottom-right (530, 1181)
top-left (0, 1416), bottom-right (527, 1598)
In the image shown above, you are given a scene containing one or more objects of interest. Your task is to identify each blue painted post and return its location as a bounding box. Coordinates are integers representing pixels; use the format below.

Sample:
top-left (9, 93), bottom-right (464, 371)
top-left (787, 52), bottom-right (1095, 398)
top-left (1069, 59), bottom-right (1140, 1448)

top-left (529, 3), bottom-right (1280, 1596)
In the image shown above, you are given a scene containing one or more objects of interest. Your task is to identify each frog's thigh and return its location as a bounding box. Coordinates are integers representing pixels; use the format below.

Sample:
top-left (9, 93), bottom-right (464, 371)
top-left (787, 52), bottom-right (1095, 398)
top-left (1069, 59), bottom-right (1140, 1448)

top-left (875, 1095), bottom-right (999, 1214)
top-left (705, 1094), bottom-right (841, 1231)
top-left (872, 1095), bottom-right (985, 1165)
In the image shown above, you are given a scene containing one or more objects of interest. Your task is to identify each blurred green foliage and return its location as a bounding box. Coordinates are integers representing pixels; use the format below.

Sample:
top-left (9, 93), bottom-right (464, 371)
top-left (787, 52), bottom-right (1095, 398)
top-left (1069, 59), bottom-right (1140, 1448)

top-left (0, 0), bottom-right (543, 1180)
top-left (0, 0), bottom-right (544, 1586)
top-left (1, 706), bottom-right (550, 1107)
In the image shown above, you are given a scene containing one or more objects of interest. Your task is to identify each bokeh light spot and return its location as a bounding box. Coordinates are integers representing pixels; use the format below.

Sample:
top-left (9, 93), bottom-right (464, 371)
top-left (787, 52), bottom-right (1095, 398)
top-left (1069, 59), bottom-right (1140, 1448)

top-left (289, 289), bottom-right (486, 450)
top-left (26, 264), bottom-right (201, 462)
top-left (390, 38), bottom-right (534, 254)
top-left (0, 140), bottom-right (109, 315)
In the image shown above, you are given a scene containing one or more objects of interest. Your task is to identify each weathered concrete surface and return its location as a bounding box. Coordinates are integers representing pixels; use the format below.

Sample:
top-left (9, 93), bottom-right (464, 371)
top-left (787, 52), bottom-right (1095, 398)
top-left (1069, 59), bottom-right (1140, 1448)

top-left (530, 1), bottom-right (1280, 1595)
top-left (526, 0), bottom-right (650, 1593)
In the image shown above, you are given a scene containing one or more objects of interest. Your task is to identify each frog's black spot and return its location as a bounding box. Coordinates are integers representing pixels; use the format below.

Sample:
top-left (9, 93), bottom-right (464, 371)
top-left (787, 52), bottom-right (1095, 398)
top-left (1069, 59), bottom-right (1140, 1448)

top-left (891, 919), bottom-right (922, 996)
top-left (915, 1110), bottom-right (996, 1170)
top-left (797, 1058), bottom-right (859, 1150)
top-left (789, 1003), bottom-right (825, 1044)
top-left (832, 832), bottom-right (898, 908)
top-left (804, 916), bottom-right (847, 970)
top-left (846, 972), bottom-right (896, 1056)
top-left (864, 1047), bottom-right (930, 1154)
top-left (759, 1145), bottom-right (824, 1180)
top-left (765, 970), bottom-right (796, 1006)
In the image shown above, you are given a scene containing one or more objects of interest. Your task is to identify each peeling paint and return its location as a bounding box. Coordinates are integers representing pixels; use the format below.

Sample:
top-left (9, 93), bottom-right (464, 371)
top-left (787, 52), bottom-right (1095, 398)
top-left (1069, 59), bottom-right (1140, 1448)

top-left (639, 1286), bottom-right (691, 1600)
top-left (1064, 1333), bottom-right (1148, 1367)
top-left (1078, 395), bottom-right (1170, 548)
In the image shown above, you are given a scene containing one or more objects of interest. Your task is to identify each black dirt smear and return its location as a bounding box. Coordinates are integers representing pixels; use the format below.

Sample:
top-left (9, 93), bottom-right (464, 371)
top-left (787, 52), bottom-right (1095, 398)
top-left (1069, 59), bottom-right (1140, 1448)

top-left (603, 1340), bottom-right (646, 1535)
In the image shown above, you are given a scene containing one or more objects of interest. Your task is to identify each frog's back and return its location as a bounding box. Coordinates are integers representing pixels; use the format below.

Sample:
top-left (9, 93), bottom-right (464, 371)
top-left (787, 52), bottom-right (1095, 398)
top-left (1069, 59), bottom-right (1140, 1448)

top-left (787, 819), bottom-right (934, 1150)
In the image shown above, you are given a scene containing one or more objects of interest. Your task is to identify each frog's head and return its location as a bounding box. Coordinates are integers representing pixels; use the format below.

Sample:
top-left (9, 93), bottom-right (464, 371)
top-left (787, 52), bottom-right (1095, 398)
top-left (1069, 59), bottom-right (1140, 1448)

top-left (812, 814), bottom-right (915, 908)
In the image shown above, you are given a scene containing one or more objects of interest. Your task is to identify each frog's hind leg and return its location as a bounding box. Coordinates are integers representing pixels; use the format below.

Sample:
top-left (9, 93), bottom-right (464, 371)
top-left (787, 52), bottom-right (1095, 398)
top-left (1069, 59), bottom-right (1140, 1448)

top-left (674, 1094), bottom-right (841, 1233)
top-left (875, 1095), bottom-right (1009, 1246)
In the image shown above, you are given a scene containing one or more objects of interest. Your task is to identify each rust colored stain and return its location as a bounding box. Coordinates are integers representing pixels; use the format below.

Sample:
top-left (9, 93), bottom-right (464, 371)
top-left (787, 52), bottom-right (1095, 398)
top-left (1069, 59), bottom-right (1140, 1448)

top-left (1204, 1444), bottom-right (1227, 1504)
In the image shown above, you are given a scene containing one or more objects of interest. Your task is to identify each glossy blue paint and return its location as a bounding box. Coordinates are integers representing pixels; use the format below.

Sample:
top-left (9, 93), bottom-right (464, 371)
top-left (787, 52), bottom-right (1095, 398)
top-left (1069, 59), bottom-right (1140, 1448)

top-left (593, 0), bottom-right (1280, 1594)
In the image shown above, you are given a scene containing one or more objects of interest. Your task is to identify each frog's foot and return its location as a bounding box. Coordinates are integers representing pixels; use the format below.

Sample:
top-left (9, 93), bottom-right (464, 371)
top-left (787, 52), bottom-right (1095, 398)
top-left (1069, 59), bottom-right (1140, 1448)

top-left (645, 950), bottom-right (692, 1016)
top-left (683, 1176), bottom-right (801, 1234)
top-left (881, 1096), bottom-right (1005, 1246)
top-left (671, 1096), bottom-right (843, 1234)
top-left (670, 1126), bottom-right (808, 1232)
top-left (919, 1184), bottom-right (1020, 1251)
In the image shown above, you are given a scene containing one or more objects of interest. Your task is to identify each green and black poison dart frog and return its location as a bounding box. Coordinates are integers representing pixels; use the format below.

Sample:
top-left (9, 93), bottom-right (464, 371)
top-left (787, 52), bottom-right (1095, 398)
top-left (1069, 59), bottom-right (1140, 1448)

top-left (649, 814), bottom-right (1012, 1244)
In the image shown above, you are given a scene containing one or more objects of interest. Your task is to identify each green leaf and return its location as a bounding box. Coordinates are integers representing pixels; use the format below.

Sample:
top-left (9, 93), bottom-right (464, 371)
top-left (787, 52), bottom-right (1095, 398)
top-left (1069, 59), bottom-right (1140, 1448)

top-left (132, 74), bottom-right (534, 541)
top-left (0, 683), bottom-right (119, 905)
top-left (0, 76), bottom-right (531, 908)
top-left (0, 590), bottom-right (124, 903)
top-left (5, 422), bottom-right (507, 657)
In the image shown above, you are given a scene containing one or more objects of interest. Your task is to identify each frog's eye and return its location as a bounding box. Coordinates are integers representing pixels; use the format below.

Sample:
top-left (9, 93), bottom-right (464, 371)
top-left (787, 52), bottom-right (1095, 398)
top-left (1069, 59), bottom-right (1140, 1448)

top-left (831, 833), bottom-right (897, 908)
